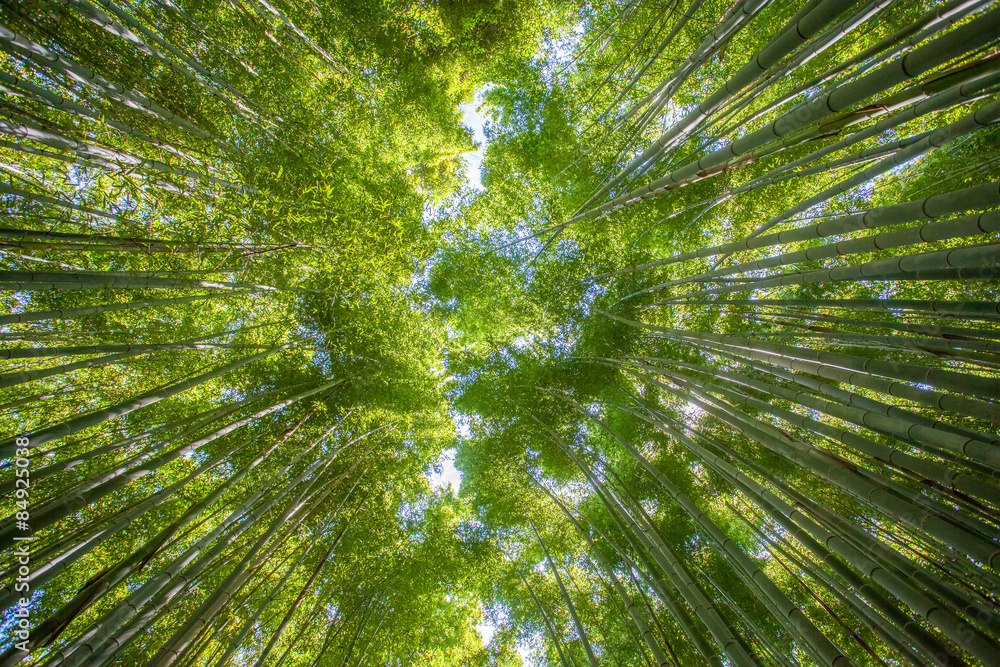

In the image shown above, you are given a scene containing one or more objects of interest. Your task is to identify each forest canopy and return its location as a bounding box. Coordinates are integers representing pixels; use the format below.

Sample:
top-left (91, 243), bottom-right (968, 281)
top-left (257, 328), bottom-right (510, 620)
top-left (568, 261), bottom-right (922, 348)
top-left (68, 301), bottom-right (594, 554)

top-left (1, 0), bottom-right (999, 666)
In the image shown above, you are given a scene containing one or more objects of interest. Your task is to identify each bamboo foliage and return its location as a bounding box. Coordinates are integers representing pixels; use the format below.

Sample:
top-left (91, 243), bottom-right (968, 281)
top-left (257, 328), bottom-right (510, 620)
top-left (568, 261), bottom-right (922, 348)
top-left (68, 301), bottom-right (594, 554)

top-left (2, 0), bottom-right (1000, 665)
top-left (453, 0), bottom-right (1000, 665)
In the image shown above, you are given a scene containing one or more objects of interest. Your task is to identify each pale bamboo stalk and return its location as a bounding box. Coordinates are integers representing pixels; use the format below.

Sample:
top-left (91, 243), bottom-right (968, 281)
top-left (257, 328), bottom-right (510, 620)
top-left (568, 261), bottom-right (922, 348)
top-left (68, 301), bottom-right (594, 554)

top-left (0, 386), bottom-right (294, 500)
top-left (0, 291), bottom-right (240, 326)
top-left (59, 0), bottom-right (262, 119)
top-left (0, 346), bottom-right (285, 462)
top-left (1, 405), bottom-right (318, 646)
top-left (700, 342), bottom-right (1000, 470)
top-left (590, 518), bottom-right (723, 667)
top-left (597, 180), bottom-right (1000, 280)
top-left (617, 354), bottom-right (999, 503)
top-left (530, 519), bottom-right (601, 667)
top-left (520, 572), bottom-right (574, 667)
top-left (626, 364), bottom-right (1000, 567)
top-left (637, 172), bottom-right (1000, 290)
top-left (620, 393), bottom-right (996, 663)
top-left (82, 447), bottom-right (352, 667)
top-left (568, 396), bottom-right (855, 667)
top-left (0, 383), bottom-right (334, 613)
top-left (0, 70), bottom-right (211, 166)
top-left (699, 298), bottom-right (1000, 321)
top-left (0, 341), bottom-right (266, 360)
top-left (571, 6), bottom-right (1000, 226)
top-left (607, 310), bottom-right (1000, 427)
top-left (41, 417), bottom-right (343, 667)
top-left (0, 182), bottom-right (124, 222)
top-left (601, 0), bottom-right (775, 161)
top-left (744, 97), bottom-right (1000, 239)
top-left (560, 435), bottom-right (760, 666)
top-left (538, 482), bottom-right (673, 667)
top-left (245, 522), bottom-right (350, 667)
top-left (0, 114), bottom-right (248, 191)
top-left (0, 25), bottom-right (223, 145)
top-left (743, 508), bottom-right (927, 666)
top-left (0, 269), bottom-right (314, 293)
top-left (719, 0), bottom-right (990, 137)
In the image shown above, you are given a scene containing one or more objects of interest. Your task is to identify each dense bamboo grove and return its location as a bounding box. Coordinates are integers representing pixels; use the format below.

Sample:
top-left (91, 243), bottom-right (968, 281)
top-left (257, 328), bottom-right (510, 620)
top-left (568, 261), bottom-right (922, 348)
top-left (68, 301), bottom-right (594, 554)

top-left (0, 0), bottom-right (998, 666)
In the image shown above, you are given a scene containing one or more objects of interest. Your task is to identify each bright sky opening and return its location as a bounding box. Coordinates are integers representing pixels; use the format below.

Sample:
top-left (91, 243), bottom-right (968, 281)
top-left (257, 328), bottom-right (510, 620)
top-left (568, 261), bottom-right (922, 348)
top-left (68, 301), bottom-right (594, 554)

top-left (426, 447), bottom-right (462, 494)
top-left (476, 621), bottom-right (496, 645)
top-left (459, 89), bottom-right (490, 190)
